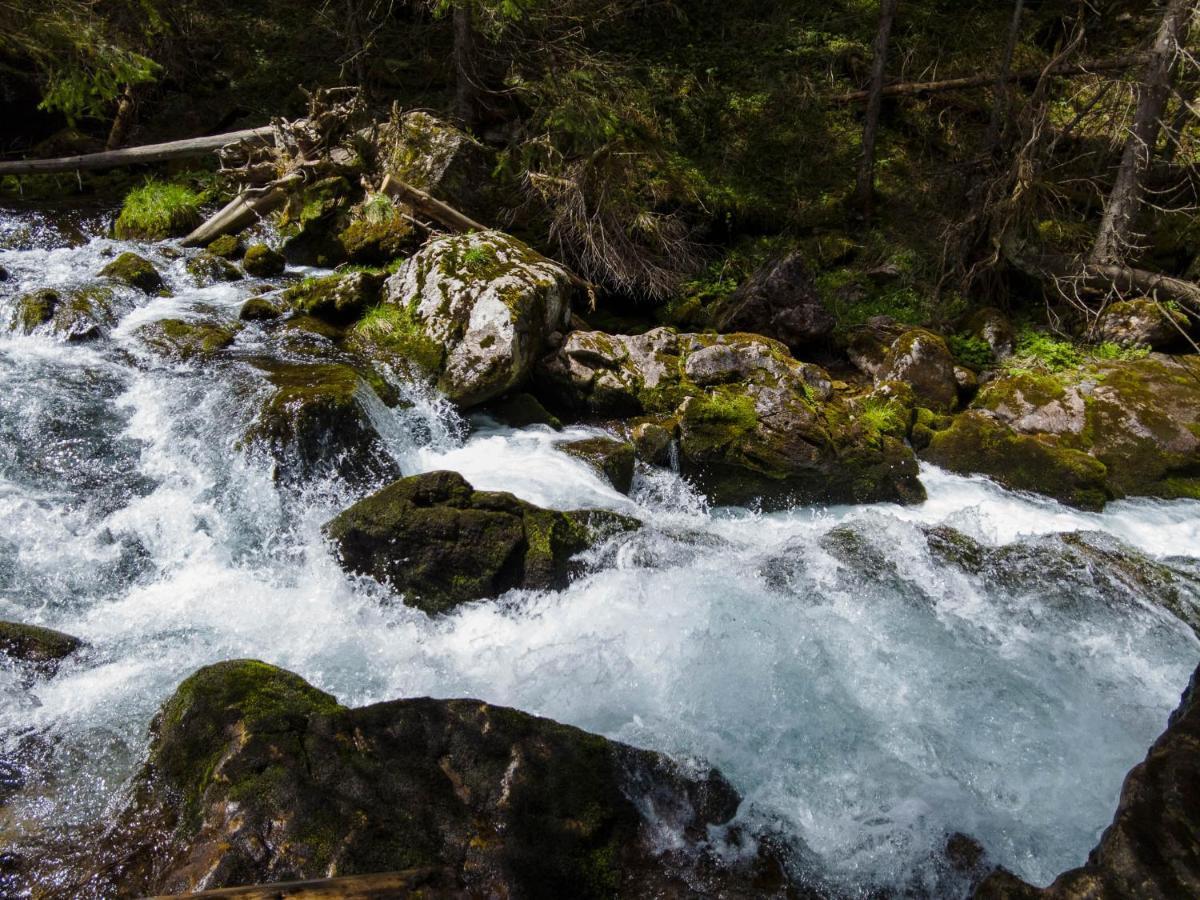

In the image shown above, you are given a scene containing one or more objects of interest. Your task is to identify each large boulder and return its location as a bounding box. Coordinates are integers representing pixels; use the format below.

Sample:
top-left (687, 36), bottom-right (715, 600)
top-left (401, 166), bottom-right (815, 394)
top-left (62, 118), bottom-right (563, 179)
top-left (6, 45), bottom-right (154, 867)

top-left (363, 231), bottom-right (573, 407)
top-left (848, 319), bottom-right (959, 412)
top-left (1096, 299), bottom-right (1191, 351)
top-left (538, 328), bottom-right (925, 508)
top-left (324, 470), bottom-right (638, 614)
top-left (14, 660), bottom-right (791, 898)
top-left (976, 661), bottom-right (1200, 899)
top-left (243, 361), bottom-right (402, 487)
top-left (710, 252), bottom-right (834, 351)
top-left (922, 355), bottom-right (1200, 509)
top-left (9, 285), bottom-right (118, 342)
top-left (281, 271), bottom-right (382, 326)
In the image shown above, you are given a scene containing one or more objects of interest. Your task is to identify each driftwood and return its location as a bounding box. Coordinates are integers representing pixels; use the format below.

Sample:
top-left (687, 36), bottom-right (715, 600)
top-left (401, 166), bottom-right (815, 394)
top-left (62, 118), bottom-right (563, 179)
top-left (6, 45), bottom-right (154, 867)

top-left (831, 55), bottom-right (1146, 103)
top-left (145, 868), bottom-right (463, 899)
top-left (181, 179), bottom-right (297, 247)
top-left (0, 126), bottom-right (276, 176)
top-left (379, 173), bottom-right (488, 233)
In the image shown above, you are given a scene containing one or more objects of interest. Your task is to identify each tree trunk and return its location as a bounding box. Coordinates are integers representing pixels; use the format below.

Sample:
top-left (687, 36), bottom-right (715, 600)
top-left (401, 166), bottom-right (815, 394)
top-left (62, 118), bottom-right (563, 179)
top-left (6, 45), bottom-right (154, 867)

top-left (453, 3), bottom-right (481, 131)
top-left (1090, 0), bottom-right (1195, 266)
top-left (987, 0), bottom-right (1025, 151)
top-left (855, 0), bottom-right (900, 218)
top-left (105, 85), bottom-right (139, 151)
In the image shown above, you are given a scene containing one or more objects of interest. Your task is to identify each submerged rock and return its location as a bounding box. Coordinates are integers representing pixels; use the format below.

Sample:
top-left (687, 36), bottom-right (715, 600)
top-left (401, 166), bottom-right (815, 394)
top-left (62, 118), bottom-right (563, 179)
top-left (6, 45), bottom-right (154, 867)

top-left (9, 285), bottom-right (117, 342)
top-left (0, 621), bottom-right (82, 675)
top-left (99, 251), bottom-right (163, 294)
top-left (134, 318), bottom-right (238, 362)
top-left (324, 470), bottom-right (638, 613)
top-left (482, 392), bottom-right (563, 430)
top-left (561, 436), bottom-right (636, 494)
top-left (975, 661), bottom-right (1200, 899)
top-left (185, 251), bottom-right (242, 286)
top-left (922, 355), bottom-right (1200, 508)
top-left (367, 231), bottom-right (573, 407)
top-left (243, 360), bottom-right (401, 487)
top-left (710, 252), bottom-right (834, 351)
top-left (20, 660), bottom-right (789, 897)
top-left (538, 328), bottom-right (924, 508)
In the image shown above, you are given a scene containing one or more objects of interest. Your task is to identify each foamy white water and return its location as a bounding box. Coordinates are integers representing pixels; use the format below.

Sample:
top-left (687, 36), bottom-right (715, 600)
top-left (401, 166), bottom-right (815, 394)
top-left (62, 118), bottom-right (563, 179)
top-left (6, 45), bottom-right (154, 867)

top-left (1, 208), bottom-right (1198, 895)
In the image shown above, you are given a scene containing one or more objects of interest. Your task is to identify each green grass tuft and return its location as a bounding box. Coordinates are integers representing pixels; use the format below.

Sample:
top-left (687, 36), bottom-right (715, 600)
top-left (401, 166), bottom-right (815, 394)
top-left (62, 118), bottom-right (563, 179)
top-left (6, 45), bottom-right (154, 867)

top-left (114, 179), bottom-right (204, 240)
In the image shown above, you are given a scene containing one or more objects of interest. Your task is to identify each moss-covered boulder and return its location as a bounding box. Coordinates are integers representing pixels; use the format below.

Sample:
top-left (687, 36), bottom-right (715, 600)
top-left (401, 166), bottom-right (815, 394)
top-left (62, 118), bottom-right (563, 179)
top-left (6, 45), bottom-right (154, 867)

top-left (9, 285), bottom-right (117, 342)
top-left (848, 320), bottom-right (959, 412)
top-left (27, 659), bottom-right (788, 897)
top-left (243, 360), bottom-right (401, 487)
top-left (324, 470), bottom-right (638, 613)
top-left (237, 297), bottom-right (282, 321)
top-left (99, 251), bottom-right (164, 294)
top-left (1096, 298), bottom-right (1191, 350)
top-left (963, 307), bottom-right (1015, 357)
top-left (976, 661), bottom-right (1200, 899)
top-left (561, 436), bottom-right (636, 494)
top-left (282, 271), bottom-right (381, 326)
top-left (184, 251), bottom-right (242, 286)
top-left (134, 318), bottom-right (238, 362)
top-left (278, 175), bottom-right (357, 267)
top-left (376, 110), bottom-right (498, 222)
top-left (205, 234), bottom-right (243, 260)
top-left (368, 231), bottom-right (574, 407)
top-left (538, 328), bottom-right (925, 508)
top-left (241, 243), bottom-right (285, 277)
top-left (710, 252), bottom-right (834, 351)
top-left (922, 355), bottom-right (1200, 508)
top-left (113, 180), bottom-right (203, 240)
top-left (0, 620), bottom-right (82, 676)
top-left (335, 200), bottom-right (420, 266)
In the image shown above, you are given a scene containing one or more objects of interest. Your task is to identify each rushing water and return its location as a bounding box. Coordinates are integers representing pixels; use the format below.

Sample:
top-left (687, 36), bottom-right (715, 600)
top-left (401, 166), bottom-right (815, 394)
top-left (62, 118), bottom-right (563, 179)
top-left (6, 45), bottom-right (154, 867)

top-left (1, 208), bottom-right (1198, 897)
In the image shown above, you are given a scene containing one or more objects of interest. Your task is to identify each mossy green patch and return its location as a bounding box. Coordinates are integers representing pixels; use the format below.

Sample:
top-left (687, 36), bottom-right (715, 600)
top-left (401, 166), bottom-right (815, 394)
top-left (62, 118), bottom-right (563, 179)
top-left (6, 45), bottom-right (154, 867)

top-left (114, 179), bottom-right (203, 240)
top-left (351, 301), bottom-right (444, 375)
top-left (100, 251), bottom-right (164, 293)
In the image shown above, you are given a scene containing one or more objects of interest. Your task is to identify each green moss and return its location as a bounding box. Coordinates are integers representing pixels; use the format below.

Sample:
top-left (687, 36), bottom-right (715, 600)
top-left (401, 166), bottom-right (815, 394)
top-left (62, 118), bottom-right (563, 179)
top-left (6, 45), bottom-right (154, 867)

top-left (283, 272), bottom-right (379, 325)
top-left (1091, 341), bottom-right (1150, 362)
top-left (137, 318), bottom-right (237, 361)
top-left (1005, 328), bottom-right (1083, 373)
top-left (11, 289), bottom-right (58, 332)
top-left (114, 179), bottom-right (204, 240)
top-left (351, 302), bottom-right (444, 374)
top-left (100, 251), bottom-right (164, 293)
top-left (946, 334), bottom-right (994, 371)
top-left (242, 243), bottom-right (286, 277)
top-left (855, 395), bottom-right (909, 443)
top-left (206, 234), bottom-right (243, 260)
top-left (685, 391), bottom-right (758, 433)
top-left (186, 252), bottom-right (243, 285)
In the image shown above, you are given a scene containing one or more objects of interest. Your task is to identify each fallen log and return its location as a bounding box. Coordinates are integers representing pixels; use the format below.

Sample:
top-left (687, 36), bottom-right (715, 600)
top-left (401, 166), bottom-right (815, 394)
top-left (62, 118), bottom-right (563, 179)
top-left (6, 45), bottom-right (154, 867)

top-left (830, 55), bottom-right (1146, 103)
top-left (379, 173), bottom-right (488, 233)
top-left (145, 867), bottom-right (462, 899)
top-left (181, 175), bottom-right (300, 247)
top-left (0, 126), bottom-right (276, 176)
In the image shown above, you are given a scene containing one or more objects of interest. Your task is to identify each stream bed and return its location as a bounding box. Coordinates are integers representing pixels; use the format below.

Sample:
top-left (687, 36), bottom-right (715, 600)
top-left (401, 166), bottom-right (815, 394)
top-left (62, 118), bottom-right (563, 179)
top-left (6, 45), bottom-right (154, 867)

top-left (1, 208), bottom-right (1198, 896)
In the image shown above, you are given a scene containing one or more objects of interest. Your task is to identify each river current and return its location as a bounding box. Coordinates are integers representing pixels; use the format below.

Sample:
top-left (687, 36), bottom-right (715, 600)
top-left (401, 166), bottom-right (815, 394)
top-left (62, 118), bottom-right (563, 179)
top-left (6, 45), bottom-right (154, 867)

top-left (1, 208), bottom-right (1198, 896)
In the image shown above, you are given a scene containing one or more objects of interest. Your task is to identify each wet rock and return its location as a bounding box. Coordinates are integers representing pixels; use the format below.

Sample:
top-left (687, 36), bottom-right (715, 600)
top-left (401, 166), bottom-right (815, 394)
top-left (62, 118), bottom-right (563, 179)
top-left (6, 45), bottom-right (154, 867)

top-left (9, 285), bottom-right (117, 342)
top-left (278, 175), bottom-right (357, 267)
top-left (0, 265), bottom-right (8, 281)
top-left (134, 318), bottom-right (238, 362)
top-left (324, 470), bottom-right (638, 613)
top-left (241, 243), bottom-right (285, 277)
top-left (335, 203), bottom-right (420, 267)
top-left (1096, 298), bottom-right (1191, 350)
top-left (0, 621), bottom-right (82, 675)
top-left (244, 360), bottom-right (401, 487)
top-left (205, 234), bottom-right (243, 260)
top-left (99, 252), bottom-right (163, 294)
top-left (975, 661), bottom-right (1200, 899)
top-left (369, 231), bottom-right (573, 407)
top-left (629, 418), bottom-right (676, 466)
top-left (561, 436), bottom-right (636, 494)
top-left (964, 307), bottom-right (1015, 357)
top-left (922, 355), bottom-right (1200, 508)
top-left (710, 252), bottom-right (834, 351)
top-left (845, 316), bottom-right (910, 379)
top-left (282, 271), bottom-right (381, 326)
top-left (185, 251), bottom-right (242, 286)
top-left (26, 659), bottom-right (789, 898)
top-left (483, 392), bottom-right (562, 430)
top-left (237, 297), bottom-right (282, 322)
top-left (539, 328), bottom-right (924, 509)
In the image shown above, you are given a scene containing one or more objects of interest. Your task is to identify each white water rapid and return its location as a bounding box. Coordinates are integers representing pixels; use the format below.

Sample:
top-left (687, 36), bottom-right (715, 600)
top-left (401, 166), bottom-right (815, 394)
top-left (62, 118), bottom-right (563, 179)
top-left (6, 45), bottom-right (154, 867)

top-left (1, 207), bottom-right (1198, 897)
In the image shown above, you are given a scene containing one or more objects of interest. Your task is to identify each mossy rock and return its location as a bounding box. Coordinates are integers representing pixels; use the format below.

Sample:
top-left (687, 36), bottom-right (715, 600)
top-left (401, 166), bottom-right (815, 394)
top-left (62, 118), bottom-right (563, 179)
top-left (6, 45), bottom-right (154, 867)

top-left (113, 180), bottom-right (203, 240)
top-left (921, 356), bottom-right (1200, 508)
top-left (242, 243), bottom-right (286, 277)
top-left (100, 252), bottom-right (164, 294)
top-left (278, 176), bottom-right (357, 267)
top-left (0, 620), bottom-right (83, 675)
top-left (35, 658), bottom-right (784, 897)
top-left (629, 417), bottom-right (677, 466)
top-left (185, 252), bottom-right (243, 286)
top-left (10, 285), bottom-right (118, 342)
top-left (561, 437), bottom-right (636, 494)
top-left (323, 470), bottom-right (639, 614)
top-left (375, 231), bottom-right (574, 408)
top-left (243, 360), bottom-right (401, 487)
top-left (135, 318), bottom-right (238, 362)
top-left (335, 214), bottom-right (419, 267)
top-left (205, 234), bottom-right (244, 260)
top-left (1096, 299), bottom-right (1191, 351)
top-left (238, 297), bottom-right (282, 321)
top-left (282, 271), bottom-right (381, 326)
